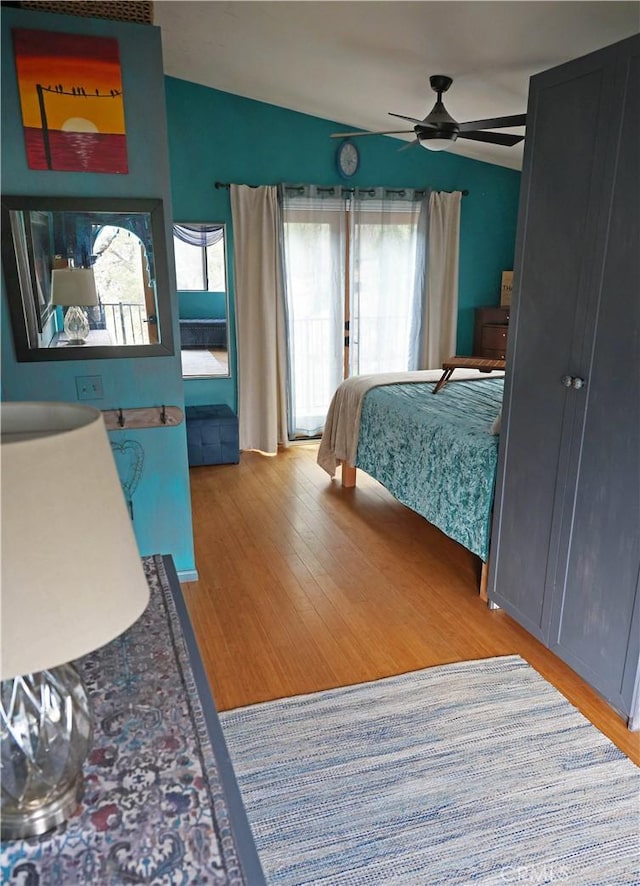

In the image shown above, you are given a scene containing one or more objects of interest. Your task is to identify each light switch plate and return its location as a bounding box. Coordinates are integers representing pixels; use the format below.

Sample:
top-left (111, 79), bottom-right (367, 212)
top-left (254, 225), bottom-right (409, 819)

top-left (76, 375), bottom-right (104, 400)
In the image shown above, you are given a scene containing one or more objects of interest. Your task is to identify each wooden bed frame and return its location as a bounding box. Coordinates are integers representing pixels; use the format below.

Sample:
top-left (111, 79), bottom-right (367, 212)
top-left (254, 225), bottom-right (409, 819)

top-left (320, 367), bottom-right (505, 607)
top-left (340, 461), bottom-right (491, 603)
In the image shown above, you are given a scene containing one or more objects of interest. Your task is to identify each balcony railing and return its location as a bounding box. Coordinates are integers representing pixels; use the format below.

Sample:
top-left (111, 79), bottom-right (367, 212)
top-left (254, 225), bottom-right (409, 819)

top-left (290, 313), bottom-right (411, 434)
top-left (92, 302), bottom-right (149, 346)
top-left (291, 317), bottom-right (339, 428)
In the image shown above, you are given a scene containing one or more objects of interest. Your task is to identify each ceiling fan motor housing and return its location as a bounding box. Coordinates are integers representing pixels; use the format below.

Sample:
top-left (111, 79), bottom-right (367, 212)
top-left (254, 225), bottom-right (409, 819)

top-left (418, 92), bottom-right (459, 144)
top-left (429, 74), bottom-right (453, 94)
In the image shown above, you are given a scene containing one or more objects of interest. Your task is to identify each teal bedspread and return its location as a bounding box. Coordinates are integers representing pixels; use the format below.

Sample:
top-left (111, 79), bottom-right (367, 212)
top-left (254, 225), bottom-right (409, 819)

top-left (356, 378), bottom-right (504, 561)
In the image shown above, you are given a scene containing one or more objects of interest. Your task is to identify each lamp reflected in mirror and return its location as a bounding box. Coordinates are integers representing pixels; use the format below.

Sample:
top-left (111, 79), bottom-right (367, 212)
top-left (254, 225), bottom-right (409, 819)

top-left (51, 267), bottom-right (98, 345)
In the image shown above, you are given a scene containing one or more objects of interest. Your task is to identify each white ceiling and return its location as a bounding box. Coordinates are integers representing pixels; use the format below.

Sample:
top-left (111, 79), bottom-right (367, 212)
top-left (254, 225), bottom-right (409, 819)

top-left (154, 1), bottom-right (639, 169)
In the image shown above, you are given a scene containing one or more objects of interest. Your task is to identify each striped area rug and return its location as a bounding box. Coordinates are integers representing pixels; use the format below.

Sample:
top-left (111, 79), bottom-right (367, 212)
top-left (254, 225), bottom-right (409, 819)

top-left (181, 348), bottom-right (226, 377)
top-left (219, 656), bottom-right (639, 885)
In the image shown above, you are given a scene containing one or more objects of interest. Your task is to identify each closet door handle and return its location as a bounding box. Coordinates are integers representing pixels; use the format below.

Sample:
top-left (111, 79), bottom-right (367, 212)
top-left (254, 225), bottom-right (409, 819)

top-left (561, 375), bottom-right (586, 390)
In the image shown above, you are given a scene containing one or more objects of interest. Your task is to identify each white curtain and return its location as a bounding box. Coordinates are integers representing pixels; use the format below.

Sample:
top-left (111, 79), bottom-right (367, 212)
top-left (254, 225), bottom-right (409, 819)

top-left (281, 186), bottom-right (428, 436)
top-left (281, 187), bottom-right (346, 437)
top-left (413, 190), bottom-right (462, 368)
top-left (230, 185), bottom-right (289, 453)
top-left (350, 188), bottom-right (425, 375)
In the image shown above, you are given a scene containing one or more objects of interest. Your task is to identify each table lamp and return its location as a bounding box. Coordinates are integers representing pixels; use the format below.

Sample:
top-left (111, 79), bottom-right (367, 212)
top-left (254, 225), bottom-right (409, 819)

top-left (51, 267), bottom-right (98, 345)
top-left (0, 402), bottom-right (150, 840)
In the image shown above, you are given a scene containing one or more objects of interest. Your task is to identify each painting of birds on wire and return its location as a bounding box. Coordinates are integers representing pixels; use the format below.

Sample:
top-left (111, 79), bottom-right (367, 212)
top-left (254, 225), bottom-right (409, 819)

top-left (12, 28), bottom-right (128, 173)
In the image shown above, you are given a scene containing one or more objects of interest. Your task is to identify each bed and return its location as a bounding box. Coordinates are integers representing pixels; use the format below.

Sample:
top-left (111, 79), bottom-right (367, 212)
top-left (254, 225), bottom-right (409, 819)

top-left (317, 368), bottom-right (504, 598)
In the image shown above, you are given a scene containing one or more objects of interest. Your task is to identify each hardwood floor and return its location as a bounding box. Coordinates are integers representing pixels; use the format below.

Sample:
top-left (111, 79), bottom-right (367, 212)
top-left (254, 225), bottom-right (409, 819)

top-left (183, 443), bottom-right (640, 765)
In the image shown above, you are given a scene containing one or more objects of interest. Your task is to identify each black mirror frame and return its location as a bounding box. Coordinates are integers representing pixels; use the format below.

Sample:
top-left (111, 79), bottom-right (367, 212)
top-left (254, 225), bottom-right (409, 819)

top-left (1, 195), bottom-right (175, 362)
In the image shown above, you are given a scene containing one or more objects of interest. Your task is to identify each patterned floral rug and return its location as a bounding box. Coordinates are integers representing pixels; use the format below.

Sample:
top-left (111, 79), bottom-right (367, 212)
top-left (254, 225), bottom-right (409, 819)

top-left (1, 555), bottom-right (261, 885)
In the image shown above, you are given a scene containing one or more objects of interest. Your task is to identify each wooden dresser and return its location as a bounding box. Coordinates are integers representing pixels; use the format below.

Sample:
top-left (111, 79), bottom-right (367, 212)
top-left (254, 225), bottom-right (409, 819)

top-left (473, 305), bottom-right (510, 359)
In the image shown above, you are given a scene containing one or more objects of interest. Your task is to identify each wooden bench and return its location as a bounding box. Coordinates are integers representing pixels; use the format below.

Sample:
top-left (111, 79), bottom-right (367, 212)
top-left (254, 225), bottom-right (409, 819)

top-left (433, 356), bottom-right (506, 394)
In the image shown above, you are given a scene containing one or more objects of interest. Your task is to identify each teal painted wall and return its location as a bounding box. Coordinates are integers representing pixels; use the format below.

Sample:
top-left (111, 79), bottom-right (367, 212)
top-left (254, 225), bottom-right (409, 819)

top-left (165, 76), bottom-right (521, 411)
top-left (178, 291), bottom-right (227, 320)
top-left (1, 9), bottom-right (196, 576)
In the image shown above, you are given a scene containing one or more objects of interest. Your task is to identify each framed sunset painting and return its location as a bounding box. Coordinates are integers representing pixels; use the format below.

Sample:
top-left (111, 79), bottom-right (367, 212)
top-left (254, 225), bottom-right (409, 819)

top-left (12, 28), bottom-right (128, 174)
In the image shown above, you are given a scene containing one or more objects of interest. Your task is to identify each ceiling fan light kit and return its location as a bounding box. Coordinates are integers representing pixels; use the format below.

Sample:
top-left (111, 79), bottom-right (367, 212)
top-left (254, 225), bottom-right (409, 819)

top-left (420, 133), bottom-right (457, 151)
top-left (331, 74), bottom-right (525, 154)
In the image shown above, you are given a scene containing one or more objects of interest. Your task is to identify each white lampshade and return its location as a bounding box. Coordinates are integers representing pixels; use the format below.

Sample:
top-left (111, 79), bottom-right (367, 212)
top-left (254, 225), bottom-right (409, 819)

top-left (1, 402), bottom-right (150, 680)
top-left (51, 268), bottom-right (98, 307)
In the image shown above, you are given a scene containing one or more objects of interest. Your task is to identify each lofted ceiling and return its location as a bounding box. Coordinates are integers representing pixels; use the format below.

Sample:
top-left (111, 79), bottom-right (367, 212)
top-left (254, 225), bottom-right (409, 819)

top-left (154, 1), bottom-right (639, 170)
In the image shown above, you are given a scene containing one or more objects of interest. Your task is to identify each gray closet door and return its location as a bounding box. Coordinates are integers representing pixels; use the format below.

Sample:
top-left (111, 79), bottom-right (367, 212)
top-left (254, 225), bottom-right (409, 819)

top-left (490, 35), bottom-right (640, 718)
top-left (545, 50), bottom-right (639, 713)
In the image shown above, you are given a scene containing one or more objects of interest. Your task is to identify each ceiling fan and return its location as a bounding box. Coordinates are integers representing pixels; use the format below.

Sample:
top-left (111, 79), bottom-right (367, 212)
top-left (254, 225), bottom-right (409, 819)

top-left (331, 75), bottom-right (526, 152)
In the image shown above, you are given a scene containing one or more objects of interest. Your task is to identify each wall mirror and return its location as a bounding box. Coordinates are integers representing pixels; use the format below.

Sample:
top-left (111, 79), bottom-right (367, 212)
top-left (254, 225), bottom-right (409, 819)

top-left (1, 196), bottom-right (174, 362)
top-left (173, 222), bottom-right (230, 378)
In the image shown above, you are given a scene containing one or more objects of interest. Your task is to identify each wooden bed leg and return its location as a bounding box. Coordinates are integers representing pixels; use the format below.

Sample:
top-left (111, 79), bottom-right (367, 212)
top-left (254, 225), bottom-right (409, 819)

top-left (341, 462), bottom-right (357, 488)
top-left (479, 559), bottom-right (489, 602)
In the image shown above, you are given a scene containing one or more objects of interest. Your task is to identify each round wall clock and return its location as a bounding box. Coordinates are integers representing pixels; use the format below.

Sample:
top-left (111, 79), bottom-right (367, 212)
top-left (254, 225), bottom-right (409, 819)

top-left (336, 140), bottom-right (360, 179)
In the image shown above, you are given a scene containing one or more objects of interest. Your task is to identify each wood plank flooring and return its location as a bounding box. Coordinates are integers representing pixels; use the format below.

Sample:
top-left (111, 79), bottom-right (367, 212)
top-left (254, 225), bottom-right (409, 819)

top-left (183, 443), bottom-right (640, 764)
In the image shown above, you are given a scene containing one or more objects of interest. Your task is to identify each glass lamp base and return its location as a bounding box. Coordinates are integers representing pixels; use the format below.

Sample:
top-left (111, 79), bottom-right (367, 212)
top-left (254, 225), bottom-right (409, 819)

top-left (0, 664), bottom-right (93, 840)
top-left (0, 777), bottom-right (84, 841)
top-left (63, 305), bottom-right (90, 345)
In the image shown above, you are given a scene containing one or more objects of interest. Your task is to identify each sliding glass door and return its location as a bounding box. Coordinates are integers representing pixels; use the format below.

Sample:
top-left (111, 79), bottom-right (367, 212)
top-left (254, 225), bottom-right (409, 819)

top-left (282, 200), bottom-right (346, 437)
top-left (350, 196), bottom-right (423, 375)
top-left (282, 188), bottom-right (426, 438)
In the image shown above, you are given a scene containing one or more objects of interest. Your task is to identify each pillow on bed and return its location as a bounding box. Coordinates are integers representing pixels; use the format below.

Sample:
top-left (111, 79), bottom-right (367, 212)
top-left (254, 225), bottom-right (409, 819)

top-left (491, 411), bottom-right (502, 435)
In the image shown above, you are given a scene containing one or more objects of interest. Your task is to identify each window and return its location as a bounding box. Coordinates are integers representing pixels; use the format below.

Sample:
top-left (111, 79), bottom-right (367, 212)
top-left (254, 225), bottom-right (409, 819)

top-left (92, 225), bottom-right (150, 345)
top-left (173, 224), bottom-right (226, 291)
top-left (350, 204), bottom-right (421, 376)
top-left (282, 190), bottom-right (425, 437)
top-left (283, 204), bottom-right (345, 436)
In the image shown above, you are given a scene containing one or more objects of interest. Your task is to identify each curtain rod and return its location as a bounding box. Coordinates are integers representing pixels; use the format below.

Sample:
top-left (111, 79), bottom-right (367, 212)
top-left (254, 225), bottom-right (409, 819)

top-left (214, 181), bottom-right (469, 196)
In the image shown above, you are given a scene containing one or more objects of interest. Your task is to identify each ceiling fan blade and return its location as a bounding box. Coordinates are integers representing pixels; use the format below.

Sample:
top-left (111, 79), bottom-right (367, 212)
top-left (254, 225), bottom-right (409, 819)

top-left (458, 130), bottom-right (525, 146)
top-left (388, 112), bottom-right (436, 128)
top-left (330, 129), bottom-right (414, 139)
top-left (458, 114), bottom-right (526, 132)
top-left (398, 139), bottom-right (421, 152)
